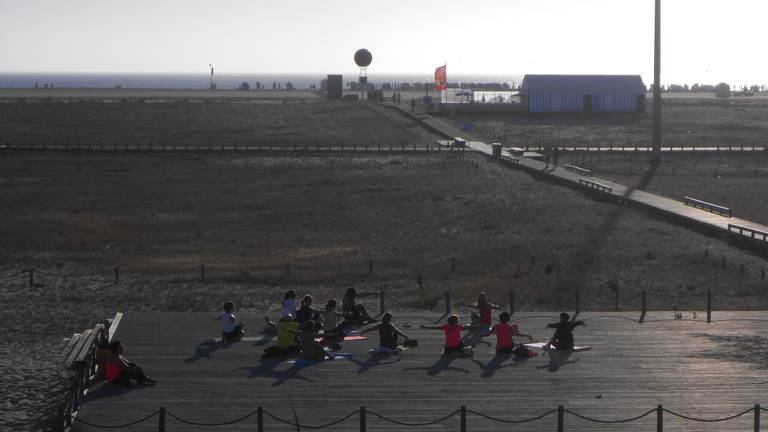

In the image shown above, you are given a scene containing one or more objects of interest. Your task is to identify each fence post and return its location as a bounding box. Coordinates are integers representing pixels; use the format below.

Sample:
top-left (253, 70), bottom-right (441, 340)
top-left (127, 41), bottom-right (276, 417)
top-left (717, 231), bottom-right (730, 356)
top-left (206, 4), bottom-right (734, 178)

top-left (159, 406), bottom-right (166, 432)
top-left (451, 257), bottom-right (456, 273)
top-left (445, 291), bottom-right (451, 315)
top-left (29, 269), bottom-right (34, 287)
top-left (755, 404), bottom-right (761, 432)
top-left (460, 405), bottom-right (467, 432)
top-left (614, 287), bottom-right (619, 312)
top-left (114, 267), bottom-right (119, 285)
top-left (706, 290), bottom-right (712, 323)
top-left (640, 290), bottom-right (647, 323)
top-left (368, 260), bottom-right (373, 274)
top-left (575, 289), bottom-right (580, 317)
top-left (762, 269), bottom-right (765, 280)
top-left (257, 406), bottom-right (263, 432)
top-left (200, 264), bottom-right (205, 281)
top-left (285, 262), bottom-right (290, 277)
top-left (359, 406), bottom-right (366, 432)
top-left (379, 289), bottom-right (385, 315)
top-left (557, 405), bottom-right (564, 432)
top-left (657, 405), bottom-right (663, 432)
top-left (509, 290), bottom-right (514, 315)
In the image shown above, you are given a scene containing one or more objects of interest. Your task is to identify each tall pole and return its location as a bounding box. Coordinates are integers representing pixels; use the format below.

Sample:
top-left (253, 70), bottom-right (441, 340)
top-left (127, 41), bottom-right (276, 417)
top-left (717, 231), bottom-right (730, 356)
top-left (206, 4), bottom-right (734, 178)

top-left (652, 0), bottom-right (661, 154)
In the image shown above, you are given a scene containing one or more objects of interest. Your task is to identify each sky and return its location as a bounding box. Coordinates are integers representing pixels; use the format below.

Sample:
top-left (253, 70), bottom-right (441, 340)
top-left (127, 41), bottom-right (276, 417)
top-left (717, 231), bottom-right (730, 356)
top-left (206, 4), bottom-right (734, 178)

top-left (1, 0), bottom-right (766, 85)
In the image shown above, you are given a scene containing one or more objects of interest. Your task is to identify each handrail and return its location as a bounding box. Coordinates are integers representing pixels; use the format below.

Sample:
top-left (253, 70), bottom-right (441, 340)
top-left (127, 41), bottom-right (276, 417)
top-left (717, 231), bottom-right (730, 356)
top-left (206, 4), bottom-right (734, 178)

top-left (565, 164), bottom-right (592, 176)
top-left (728, 223), bottom-right (768, 242)
top-left (578, 178), bottom-right (612, 194)
top-left (69, 404), bottom-right (762, 430)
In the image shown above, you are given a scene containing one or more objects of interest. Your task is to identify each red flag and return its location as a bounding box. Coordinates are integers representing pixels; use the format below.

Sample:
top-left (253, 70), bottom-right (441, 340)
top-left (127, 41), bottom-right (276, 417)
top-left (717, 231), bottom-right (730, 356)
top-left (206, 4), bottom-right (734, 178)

top-left (434, 65), bottom-right (447, 91)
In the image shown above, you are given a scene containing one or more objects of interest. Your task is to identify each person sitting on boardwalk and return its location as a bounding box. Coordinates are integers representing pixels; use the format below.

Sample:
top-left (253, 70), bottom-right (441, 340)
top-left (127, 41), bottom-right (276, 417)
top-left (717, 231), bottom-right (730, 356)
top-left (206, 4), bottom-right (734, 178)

top-left (470, 291), bottom-right (499, 328)
top-left (492, 312), bottom-right (535, 357)
top-left (545, 312), bottom-right (585, 350)
top-left (321, 299), bottom-right (345, 350)
top-left (297, 320), bottom-right (331, 361)
top-left (342, 287), bottom-right (376, 326)
top-left (105, 341), bottom-right (155, 386)
top-left (421, 315), bottom-right (477, 356)
top-left (362, 312), bottom-right (412, 354)
top-left (262, 314), bottom-right (300, 358)
top-left (220, 301), bottom-right (245, 342)
top-left (296, 295), bottom-right (321, 328)
top-left (281, 289), bottom-right (298, 318)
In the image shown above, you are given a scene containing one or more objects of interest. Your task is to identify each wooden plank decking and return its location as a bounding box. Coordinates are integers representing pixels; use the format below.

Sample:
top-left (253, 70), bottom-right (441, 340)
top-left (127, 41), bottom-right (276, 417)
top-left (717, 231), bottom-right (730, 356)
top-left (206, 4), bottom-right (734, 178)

top-left (73, 311), bottom-right (768, 431)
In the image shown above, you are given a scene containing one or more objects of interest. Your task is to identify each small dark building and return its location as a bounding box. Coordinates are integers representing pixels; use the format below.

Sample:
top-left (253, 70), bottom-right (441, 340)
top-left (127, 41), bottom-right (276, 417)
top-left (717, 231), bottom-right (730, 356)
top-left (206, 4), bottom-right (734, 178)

top-left (326, 74), bottom-right (343, 100)
top-left (522, 75), bottom-right (646, 113)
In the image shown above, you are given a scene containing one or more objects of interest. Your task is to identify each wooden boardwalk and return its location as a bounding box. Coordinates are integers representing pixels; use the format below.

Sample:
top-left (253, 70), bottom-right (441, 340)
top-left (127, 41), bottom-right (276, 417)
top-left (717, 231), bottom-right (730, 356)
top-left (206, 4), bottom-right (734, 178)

top-left (382, 104), bottom-right (768, 247)
top-left (73, 311), bottom-right (768, 431)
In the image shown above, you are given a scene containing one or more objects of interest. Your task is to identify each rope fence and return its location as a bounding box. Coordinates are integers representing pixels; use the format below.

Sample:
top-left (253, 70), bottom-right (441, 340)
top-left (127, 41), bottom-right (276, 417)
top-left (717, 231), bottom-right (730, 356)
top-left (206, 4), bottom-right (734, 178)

top-left (68, 404), bottom-right (765, 431)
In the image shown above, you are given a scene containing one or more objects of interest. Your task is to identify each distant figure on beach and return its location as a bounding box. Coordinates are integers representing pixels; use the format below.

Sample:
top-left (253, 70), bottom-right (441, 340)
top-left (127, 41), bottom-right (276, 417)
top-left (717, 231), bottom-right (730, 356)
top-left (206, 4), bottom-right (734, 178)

top-left (410, 98), bottom-right (416, 112)
top-left (552, 145), bottom-right (560, 167)
top-left (396, 92), bottom-right (401, 105)
top-left (545, 312), bottom-right (585, 350)
top-left (105, 341), bottom-right (155, 386)
top-left (34, 82), bottom-right (38, 89)
top-left (219, 301), bottom-right (245, 342)
top-left (543, 142), bottom-right (552, 168)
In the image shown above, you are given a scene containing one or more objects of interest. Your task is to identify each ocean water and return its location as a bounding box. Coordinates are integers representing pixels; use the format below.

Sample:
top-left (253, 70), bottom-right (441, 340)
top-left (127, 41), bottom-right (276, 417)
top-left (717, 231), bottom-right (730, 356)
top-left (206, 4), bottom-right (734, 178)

top-left (0, 73), bottom-right (523, 90)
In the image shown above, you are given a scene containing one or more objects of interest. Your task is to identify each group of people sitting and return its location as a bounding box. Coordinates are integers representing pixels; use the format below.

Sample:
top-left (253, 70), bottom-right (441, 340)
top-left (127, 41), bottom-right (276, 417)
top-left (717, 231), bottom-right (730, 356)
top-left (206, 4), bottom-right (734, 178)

top-left (102, 289), bottom-right (585, 386)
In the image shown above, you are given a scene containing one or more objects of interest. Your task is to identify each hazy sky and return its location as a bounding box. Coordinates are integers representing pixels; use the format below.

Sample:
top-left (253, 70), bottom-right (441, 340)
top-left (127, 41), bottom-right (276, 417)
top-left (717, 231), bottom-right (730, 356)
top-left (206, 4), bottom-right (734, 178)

top-left (1, 0), bottom-right (766, 84)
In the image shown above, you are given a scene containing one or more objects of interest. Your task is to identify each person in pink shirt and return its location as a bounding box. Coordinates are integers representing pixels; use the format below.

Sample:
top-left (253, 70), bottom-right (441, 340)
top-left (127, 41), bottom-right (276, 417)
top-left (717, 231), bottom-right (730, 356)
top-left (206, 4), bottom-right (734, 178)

top-left (492, 312), bottom-right (536, 357)
top-left (421, 315), bottom-right (478, 356)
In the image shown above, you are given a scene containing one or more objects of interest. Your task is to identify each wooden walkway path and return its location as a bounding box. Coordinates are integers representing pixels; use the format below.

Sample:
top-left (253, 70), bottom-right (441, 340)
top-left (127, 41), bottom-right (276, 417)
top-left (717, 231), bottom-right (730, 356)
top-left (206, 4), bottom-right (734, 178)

top-left (73, 311), bottom-right (768, 431)
top-left (382, 104), bottom-right (768, 248)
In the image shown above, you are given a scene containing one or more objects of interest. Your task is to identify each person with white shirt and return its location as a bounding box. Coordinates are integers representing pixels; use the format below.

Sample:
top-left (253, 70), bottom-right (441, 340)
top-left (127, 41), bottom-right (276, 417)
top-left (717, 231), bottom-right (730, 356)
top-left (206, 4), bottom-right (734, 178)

top-left (220, 301), bottom-right (245, 341)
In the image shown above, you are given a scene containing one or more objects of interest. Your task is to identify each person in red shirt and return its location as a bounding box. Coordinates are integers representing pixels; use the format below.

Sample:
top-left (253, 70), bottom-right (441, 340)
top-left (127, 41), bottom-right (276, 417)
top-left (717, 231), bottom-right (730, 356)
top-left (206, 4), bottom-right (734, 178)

top-left (104, 341), bottom-right (155, 386)
top-left (421, 315), bottom-right (478, 356)
top-left (471, 292), bottom-right (500, 328)
top-left (492, 312), bottom-right (536, 357)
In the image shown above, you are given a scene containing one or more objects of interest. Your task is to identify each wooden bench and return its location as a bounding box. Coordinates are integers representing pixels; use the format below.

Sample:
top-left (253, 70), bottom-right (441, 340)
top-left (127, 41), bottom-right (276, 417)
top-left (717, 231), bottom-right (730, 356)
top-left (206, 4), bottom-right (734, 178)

top-left (684, 196), bottom-right (732, 217)
top-left (59, 312), bottom-right (123, 431)
top-left (728, 224), bottom-right (768, 242)
top-left (578, 178), bottom-right (613, 195)
top-left (500, 155), bottom-right (520, 165)
top-left (565, 164), bottom-right (592, 176)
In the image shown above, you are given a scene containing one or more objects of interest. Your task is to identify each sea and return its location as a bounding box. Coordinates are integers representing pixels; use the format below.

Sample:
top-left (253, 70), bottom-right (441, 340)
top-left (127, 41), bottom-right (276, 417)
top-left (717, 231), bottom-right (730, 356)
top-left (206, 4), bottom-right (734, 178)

top-left (0, 73), bottom-right (523, 90)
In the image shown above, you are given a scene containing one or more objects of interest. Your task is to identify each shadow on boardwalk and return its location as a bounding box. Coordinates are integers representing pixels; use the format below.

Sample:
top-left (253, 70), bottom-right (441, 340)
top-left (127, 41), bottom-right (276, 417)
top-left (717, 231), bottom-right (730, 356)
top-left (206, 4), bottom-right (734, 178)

top-left (402, 355), bottom-right (470, 375)
top-left (235, 358), bottom-right (314, 387)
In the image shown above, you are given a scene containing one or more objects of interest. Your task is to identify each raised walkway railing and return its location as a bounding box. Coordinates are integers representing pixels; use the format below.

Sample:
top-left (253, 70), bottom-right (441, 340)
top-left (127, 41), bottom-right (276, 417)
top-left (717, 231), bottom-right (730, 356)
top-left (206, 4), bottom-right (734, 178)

top-left (70, 404), bottom-right (762, 431)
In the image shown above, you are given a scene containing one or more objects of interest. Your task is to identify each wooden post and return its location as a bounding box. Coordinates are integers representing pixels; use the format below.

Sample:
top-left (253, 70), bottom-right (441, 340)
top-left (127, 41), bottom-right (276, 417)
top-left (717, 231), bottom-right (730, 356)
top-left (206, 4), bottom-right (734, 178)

top-left (379, 289), bottom-right (385, 315)
top-left (657, 405), bottom-right (663, 432)
top-left (755, 404), bottom-right (760, 432)
top-left (368, 260), bottom-right (373, 274)
top-left (451, 257), bottom-right (456, 273)
top-left (557, 405), bottom-right (564, 432)
top-left (706, 290), bottom-right (712, 323)
top-left (722, 256), bottom-right (727, 268)
top-left (640, 290), bottom-right (647, 323)
top-left (509, 290), bottom-right (514, 315)
top-left (200, 264), bottom-right (205, 281)
top-left (614, 287), bottom-right (619, 312)
top-left (29, 269), bottom-right (34, 287)
top-left (114, 267), bottom-right (119, 285)
top-left (359, 406), bottom-right (366, 432)
top-left (285, 262), bottom-right (290, 277)
top-left (575, 289), bottom-right (581, 317)
top-left (445, 291), bottom-right (451, 315)
top-left (740, 262), bottom-right (745, 274)
top-left (159, 407), bottom-right (166, 432)
top-left (257, 406), bottom-right (263, 432)
top-left (460, 405), bottom-right (467, 432)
